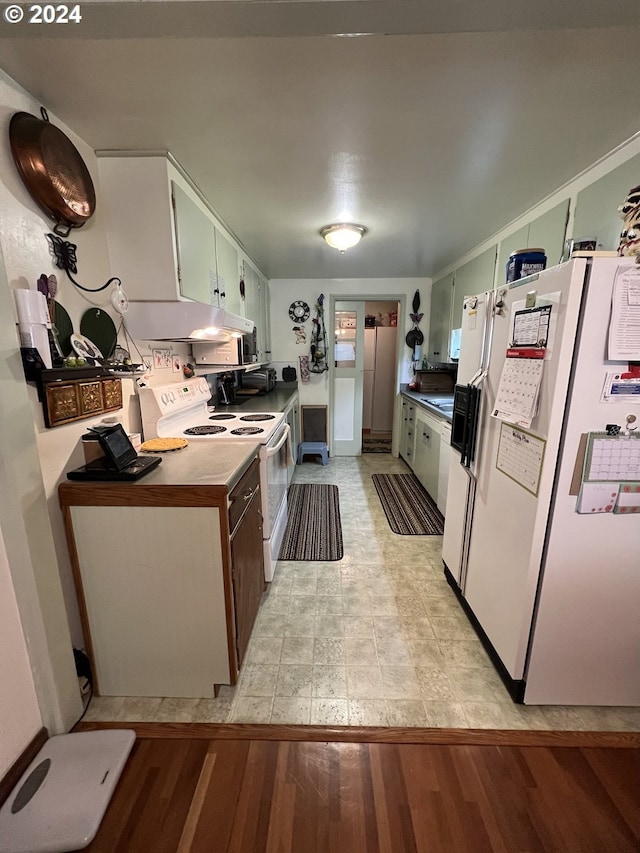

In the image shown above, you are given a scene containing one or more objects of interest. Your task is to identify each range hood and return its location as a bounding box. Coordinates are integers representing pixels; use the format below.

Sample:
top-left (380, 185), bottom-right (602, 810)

top-left (125, 301), bottom-right (254, 343)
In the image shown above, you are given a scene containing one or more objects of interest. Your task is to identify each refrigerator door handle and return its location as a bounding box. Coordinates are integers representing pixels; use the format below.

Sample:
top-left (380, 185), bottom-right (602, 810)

top-left (459, 384), bottom-right (472, 468)
top-left (466, 384), bottom-right (481, 467)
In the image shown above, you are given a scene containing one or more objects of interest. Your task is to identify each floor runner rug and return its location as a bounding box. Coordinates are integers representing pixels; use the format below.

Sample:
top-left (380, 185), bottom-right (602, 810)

top-left (279, 484), bottom-right (343, 561)
top-left (372, 473), bottom-right (444, 535)
top-left (362, 437), bottom-right (392, 453)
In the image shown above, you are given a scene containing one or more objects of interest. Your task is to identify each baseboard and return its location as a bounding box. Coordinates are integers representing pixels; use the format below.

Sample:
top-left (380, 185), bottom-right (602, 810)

top-left (0, 727), bottom-right (48, 809)
top-left (73, 721), bottom-right (640, 749)
top-left (443, 563), bottom-right (526, 704)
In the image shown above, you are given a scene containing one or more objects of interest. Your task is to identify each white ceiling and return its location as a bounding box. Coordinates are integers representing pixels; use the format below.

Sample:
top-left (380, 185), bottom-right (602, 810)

top-left (1, 1), bottom-right (639, 279)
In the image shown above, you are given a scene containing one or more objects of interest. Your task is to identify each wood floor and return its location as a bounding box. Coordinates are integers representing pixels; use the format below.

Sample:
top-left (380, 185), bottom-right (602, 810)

top-left (79, 724), bottom-right (640, 853)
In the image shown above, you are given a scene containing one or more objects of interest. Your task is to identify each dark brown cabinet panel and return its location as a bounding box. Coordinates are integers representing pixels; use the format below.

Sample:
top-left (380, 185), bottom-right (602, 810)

top-left (42, 373), bottom-right (122, 427)
top-left (229, 461), bottom-right (265, 668)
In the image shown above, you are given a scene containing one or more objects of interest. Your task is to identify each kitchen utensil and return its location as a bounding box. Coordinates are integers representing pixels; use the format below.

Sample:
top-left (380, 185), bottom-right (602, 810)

top-left (9, 111), bottom-right (96, 236)
top-left (405, 327), bottom-right (424, 348)
top-left (51, 301), bottom-right (73, 356)
top-left (282, 365), bottom-right (297, 382)
top-left (70, 333), bottom-right (103, 362)
top-left (80, 308), bottom-right (117, 360)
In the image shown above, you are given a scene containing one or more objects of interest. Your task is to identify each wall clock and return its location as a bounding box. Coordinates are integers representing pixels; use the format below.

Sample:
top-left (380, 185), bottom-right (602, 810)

top-left (289, 300), bottom-right (310, 322)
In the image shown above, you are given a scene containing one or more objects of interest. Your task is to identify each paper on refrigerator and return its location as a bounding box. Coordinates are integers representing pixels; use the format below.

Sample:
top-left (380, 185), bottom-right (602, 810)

top-left (607, 264), bottom-right (640, 360)
top-left (491, 357), bottom-right (543, 428)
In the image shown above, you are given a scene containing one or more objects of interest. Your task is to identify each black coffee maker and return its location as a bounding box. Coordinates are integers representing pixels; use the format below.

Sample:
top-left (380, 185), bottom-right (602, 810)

top-left (218, 372), bottom-right (236, 405)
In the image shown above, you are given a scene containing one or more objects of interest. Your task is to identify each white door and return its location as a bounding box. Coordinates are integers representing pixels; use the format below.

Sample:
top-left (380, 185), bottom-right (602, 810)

top-left (331, 300), bottom-right (365, 456)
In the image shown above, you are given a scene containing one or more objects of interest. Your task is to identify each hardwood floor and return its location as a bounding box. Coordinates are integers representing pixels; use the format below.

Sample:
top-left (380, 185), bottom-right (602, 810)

top-left (80, 724), bottom-right (640, 852)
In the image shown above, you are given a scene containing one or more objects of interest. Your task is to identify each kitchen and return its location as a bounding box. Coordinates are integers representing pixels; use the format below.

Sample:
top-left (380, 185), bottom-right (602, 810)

top-left (1, 8), bottom-right (640, 778)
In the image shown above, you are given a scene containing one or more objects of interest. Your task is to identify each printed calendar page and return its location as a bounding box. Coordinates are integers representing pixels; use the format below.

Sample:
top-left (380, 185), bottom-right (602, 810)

top-left (492, 357), bottom-right (544, 428)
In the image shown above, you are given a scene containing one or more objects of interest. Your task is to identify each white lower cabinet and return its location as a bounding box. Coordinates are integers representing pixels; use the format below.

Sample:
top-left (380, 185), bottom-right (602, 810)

top-left (400, 398), bottom-right (416, 465)
top-left (413, 409), bottom-right (441, 501)
top-left (401, 394), bottom-right (451, 511)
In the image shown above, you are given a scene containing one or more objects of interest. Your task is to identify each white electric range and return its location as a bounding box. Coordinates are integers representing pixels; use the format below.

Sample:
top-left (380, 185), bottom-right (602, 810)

top-left (138, 379), bottom-right (290, 581)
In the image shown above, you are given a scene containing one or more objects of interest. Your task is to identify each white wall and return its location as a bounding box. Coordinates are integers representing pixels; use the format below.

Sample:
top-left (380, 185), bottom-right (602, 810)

top-left (268, 277), bottom-right (430, 405)
top-left (0, 526), bottom-right (41, 778)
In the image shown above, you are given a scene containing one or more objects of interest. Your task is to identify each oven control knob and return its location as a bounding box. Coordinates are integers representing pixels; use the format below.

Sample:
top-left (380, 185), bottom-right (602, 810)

top-left (168, 392), bottom-right (176, 403)
top-left (161, 393), bottom-right (168, 404)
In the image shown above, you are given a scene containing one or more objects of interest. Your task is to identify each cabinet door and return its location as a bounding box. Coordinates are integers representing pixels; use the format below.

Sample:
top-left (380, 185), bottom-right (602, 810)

top-left (243, 263), bottom-right (261, 353)
top-left (215, 227), bottom-right (240, 313)
top-left (172, 182), bottom-right (217, 304)
top-left (400, 398), bottom-right (416, 465)
top-left (527, 200), bottom-right (570, 269)
top-left (230, 466), bottom-right (264, 668)
top-left (428, 273), bottom-right (454, 362)
top-left (497, 226), bottom-right (529, 289)
top-left (452, 246), bottom-right (497, 331)
top-left (257, 275), bottom-right (271, 361)
top-left (413, 410), bottom-right (440, 500)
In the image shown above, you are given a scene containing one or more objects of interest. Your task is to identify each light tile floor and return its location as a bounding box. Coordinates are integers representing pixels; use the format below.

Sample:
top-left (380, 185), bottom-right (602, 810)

top-left (84, 454), bottom-right (640, 731)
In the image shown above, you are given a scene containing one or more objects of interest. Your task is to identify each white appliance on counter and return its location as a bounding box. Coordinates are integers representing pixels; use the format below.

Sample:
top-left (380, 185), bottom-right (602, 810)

top-left (442, 258), bottom-right (640, 706)
top-left (139, 379), bottom-right (290, 581)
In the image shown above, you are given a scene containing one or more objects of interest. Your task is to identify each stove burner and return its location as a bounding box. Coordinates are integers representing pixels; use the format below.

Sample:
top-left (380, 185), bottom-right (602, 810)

top-left (240, 414), bottom-right (275, 422)
top-left (230, 426), bottom-right (265, 435)
top-left (209, 413), bottom-right (236, 421)
top-left (184, 425), bottom-right (228, 436)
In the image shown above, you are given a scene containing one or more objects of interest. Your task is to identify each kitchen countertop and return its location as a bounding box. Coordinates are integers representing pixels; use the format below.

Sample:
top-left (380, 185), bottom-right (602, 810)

top-left (137, 441), bottom-right (261, 488)
top-left (218, 383), bottom-right (298, 415)
top-left (61, 383), bottom-right (300, 499)
top-left (400, 386), bottom-right (454, 423)
top-left (60, 441), bottom-right (261, 499)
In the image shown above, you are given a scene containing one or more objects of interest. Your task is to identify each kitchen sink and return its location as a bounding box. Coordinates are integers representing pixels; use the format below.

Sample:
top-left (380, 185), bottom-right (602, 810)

top-left (422, 398), bottom-right (454, 412)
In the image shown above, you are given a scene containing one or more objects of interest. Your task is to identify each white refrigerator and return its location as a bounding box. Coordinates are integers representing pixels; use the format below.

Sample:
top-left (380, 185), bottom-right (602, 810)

top-left (442, 257), bottom-right (640, 705)
top-left (363, 326), bottom-right (397, 432)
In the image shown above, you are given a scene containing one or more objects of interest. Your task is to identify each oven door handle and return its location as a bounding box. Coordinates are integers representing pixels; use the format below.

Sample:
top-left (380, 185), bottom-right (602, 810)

top-left (263, 423), bottom-right (290, 457)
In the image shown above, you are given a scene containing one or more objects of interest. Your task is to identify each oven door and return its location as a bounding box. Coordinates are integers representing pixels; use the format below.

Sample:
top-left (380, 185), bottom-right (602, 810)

top-left (259, 423), bottom-right (290, 540)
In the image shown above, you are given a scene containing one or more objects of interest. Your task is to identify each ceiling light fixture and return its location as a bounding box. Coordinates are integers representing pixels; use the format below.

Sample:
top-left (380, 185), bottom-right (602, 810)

top-left (320, 223), bottom-right (367, 252)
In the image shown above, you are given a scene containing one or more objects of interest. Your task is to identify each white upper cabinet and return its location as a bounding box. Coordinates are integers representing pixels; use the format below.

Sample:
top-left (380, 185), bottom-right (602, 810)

top-left (98, 156), bottom-right (265, 326)
top-left (214, 227), bottom-right (240, 314)
top-left (98, 156), bottom-right (180, 301)
top-left (451, 245), bottom-right (497, 330)
top-left (172, 182), bottom-right (217, 304)
top-left (428, 272), bottom-right (454, 362)
top-left (242, 261), bottom-right (270, 362)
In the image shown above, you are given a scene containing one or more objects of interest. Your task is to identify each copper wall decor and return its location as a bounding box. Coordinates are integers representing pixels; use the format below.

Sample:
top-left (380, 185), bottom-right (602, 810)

top-left (9, 109), bottom-right (96, 236)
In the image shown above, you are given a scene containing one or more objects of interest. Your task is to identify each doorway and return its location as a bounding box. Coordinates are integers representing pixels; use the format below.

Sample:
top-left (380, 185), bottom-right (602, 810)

top-left (330, 297), bottom-right (401, 457)
top-left (362, 301), bottom-right (399, 454)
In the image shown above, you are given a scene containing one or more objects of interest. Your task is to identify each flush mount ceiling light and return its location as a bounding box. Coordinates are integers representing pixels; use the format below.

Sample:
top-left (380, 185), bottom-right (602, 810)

top-left (320, 223), bottom-right (367, 252)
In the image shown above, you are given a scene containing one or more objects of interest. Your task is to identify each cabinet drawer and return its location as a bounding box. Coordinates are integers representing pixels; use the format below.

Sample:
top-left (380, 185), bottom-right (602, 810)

top-left (78, 380), bottom-right (104, 415)
top-left (229, 458), bottom-right (260, 535)
top-left (46, 382), bottom-right (80, 425)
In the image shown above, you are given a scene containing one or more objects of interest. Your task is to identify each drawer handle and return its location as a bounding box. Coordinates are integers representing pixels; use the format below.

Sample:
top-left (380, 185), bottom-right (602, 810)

top-left (243, 487), bottom-right (257, 502)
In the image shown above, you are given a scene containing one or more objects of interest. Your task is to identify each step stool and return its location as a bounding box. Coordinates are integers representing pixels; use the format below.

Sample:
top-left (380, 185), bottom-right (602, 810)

top-left (297, 441), bottom-right (329, 465)
top-left (0, 729), bottom-right (135, 853)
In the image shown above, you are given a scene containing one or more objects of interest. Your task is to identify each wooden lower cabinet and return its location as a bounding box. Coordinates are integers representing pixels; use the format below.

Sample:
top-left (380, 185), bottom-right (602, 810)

top-left (58, 456), bottom-right (265, 698)
top-left (229, 462), bottom-right (265, 667)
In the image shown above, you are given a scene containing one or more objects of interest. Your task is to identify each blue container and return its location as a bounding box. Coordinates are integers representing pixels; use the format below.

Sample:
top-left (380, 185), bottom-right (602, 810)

top-left (506, 248), bottom-right (547, 283)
